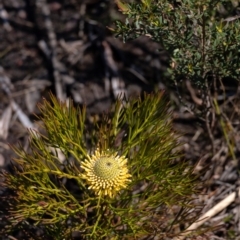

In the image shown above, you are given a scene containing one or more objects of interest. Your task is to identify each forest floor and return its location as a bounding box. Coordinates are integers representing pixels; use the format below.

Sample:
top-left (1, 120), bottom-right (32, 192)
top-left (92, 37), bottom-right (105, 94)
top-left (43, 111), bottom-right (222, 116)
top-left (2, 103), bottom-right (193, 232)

top-left (0, 1), bottom-right (239, 239)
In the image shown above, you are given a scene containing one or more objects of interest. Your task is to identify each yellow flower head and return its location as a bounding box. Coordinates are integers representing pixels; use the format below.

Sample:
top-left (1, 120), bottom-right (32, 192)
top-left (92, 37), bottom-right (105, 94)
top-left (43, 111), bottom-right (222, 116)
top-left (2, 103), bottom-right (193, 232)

top-left (81, 149), bottom-right (131, 198)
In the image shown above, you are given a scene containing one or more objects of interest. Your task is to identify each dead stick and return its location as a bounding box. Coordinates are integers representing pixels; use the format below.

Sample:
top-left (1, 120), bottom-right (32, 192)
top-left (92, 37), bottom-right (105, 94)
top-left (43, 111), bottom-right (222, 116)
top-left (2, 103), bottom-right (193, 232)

top-left (36, 0), bottom-right (65, 101)
top-left (175, 188), bottom-right (240, 240)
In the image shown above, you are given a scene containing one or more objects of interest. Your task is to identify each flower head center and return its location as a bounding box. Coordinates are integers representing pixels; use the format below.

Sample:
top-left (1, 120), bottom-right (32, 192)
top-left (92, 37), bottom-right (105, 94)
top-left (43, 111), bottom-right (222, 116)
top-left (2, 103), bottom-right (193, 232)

top-left (94, 157), bottom-right (120, 180)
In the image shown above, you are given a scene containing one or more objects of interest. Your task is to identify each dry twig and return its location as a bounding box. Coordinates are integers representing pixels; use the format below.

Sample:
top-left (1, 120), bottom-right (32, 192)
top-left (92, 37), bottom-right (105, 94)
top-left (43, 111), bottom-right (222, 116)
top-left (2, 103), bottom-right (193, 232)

top-left (175, 188), bottom-right (240, 240)
top-left (36, 0), bottom-right (65, 101)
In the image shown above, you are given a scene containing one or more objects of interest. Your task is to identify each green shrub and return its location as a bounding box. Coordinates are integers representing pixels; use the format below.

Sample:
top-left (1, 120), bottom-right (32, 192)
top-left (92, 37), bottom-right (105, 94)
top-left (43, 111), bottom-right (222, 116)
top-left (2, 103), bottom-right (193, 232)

top-left (1, 93), bottom-right (201, 239)
top-left (114, 0), bottom-right (240, 87)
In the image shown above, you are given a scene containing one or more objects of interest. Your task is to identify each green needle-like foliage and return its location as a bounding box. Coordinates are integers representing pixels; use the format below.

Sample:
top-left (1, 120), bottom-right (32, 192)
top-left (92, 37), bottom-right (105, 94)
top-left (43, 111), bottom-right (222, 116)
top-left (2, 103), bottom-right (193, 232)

top-left (1, 92), bottom-right (202, 239)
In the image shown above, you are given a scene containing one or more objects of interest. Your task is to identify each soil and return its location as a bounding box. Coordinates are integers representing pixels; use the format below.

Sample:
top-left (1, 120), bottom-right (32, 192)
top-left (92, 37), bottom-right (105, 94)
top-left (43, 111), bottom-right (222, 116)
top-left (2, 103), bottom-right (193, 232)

top-left (0, 1), bottom-right (239, 239)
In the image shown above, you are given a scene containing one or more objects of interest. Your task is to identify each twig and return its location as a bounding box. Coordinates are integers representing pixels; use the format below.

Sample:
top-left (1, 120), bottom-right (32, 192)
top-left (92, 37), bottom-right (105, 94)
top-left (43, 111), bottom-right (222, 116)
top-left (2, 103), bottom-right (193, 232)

top-left (0, 105), bottom-right (12, 139)
top-left (175, 188), bottom-right (240, 240)
top-left (204, 80), bottom-right (216, 155)
top-left (0, 66), bottom-right (36, 131)
top-left (36, 0), bottom-right (65, 101)
top-left (11, 100), bottom-right (35, 130)
top-left (102, 40), bottom-right (126, 98)
top-left (0, 66), bottom-right (14, 95)
top-left (0, 4), bottom-right (12, 31)
top-left (186, 80), bottom-right (202, 105)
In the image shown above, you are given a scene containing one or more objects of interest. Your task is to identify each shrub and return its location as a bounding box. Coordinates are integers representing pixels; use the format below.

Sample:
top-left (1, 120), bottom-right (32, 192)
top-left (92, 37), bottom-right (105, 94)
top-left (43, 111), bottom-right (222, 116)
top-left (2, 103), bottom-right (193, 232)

top-left (114, 0), bottom-right (240, 87)
top-left (0, 93), bottom-right (201, 239)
